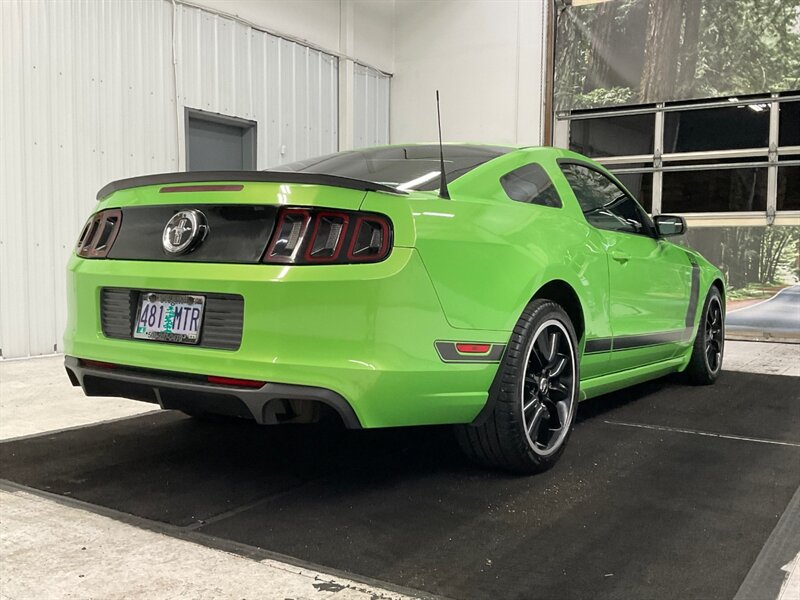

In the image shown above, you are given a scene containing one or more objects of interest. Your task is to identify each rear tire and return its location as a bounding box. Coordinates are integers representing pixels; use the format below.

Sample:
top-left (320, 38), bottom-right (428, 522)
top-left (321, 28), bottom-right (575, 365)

top-left (456, 300), bottom-right (580, 473)
top-left (684, 286), bottom-right (725, 385)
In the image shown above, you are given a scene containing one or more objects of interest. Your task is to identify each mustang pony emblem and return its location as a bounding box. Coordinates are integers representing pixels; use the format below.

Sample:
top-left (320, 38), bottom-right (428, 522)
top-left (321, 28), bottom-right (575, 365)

top-left (162, 210), bottom-right (207, 254)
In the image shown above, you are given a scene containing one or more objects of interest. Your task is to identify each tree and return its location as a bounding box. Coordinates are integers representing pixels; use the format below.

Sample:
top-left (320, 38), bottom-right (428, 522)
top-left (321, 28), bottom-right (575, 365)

top-left (677, 0), bottom-right (702, 97)
top-left (555, 0), bottom-right (800, 110)
top-left (639, 0), bottom-right (684, 103)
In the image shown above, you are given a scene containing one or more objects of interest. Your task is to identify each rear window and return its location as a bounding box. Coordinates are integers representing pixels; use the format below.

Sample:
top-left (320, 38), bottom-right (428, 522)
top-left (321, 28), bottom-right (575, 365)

top-left (270, 145), bottom-right (511, 192)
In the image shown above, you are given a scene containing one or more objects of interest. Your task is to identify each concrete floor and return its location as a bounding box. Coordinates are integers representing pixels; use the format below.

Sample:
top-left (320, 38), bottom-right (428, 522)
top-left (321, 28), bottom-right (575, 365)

top-left (0, 342), bottom-right (798, 599)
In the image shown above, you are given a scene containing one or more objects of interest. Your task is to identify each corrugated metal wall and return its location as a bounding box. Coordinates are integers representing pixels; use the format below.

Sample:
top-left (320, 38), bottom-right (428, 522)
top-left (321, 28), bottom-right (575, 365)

top-left (353, 63), bottom-right (390, 149)
top-left (0, 0), bottom-right (382, 359)
top-left (176, 3), bottom-right (339, 167)
top-left (0, 0), bottom-right (179, 360)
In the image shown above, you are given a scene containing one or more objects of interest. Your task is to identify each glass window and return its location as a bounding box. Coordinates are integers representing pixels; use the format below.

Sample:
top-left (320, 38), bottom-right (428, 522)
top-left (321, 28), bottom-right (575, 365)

top-left (271, 145), bottom-right (511, 191)
top-left (569, 114), bottom-right (655, 158)
top-left (560, 163), bottom-right (654, 236)
top-left (779, 102), bottom-right (800, 147)
top-left (611, 172), bottom-right (653, 213)
top-left (777, 166), bottom-right (800, 211)
top-left (663, 105), bottom-right (770, 153)
top-left (500, 163), bottom-right (562, 208)
top-left (662, 168), bottom-right (767, 213)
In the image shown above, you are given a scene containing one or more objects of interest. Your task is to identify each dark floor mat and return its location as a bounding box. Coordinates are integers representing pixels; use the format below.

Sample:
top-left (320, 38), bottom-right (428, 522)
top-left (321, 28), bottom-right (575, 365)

top-left (1, 371), bottom-right (798, 599)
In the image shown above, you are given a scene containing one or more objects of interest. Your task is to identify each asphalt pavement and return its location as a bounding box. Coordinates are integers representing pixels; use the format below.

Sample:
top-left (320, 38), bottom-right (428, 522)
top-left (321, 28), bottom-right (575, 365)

top-left (728, 285), bottom-right (800, 339)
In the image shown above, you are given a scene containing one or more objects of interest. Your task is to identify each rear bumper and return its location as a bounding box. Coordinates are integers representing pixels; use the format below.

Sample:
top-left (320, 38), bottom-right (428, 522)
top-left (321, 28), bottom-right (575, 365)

top-left (64, 356), bottom-right (361, 428)
top-left (64, 248), bottom-right (509, 427)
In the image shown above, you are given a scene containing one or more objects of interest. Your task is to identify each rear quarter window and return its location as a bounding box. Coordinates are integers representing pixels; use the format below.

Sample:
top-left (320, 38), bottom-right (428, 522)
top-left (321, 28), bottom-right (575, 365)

top-left (500, 163), bottom-right (562, 208)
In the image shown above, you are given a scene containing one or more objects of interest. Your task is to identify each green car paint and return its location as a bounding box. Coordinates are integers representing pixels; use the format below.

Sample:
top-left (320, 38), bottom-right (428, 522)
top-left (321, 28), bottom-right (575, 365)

top-left (64, 145), bottom-right (724, 429)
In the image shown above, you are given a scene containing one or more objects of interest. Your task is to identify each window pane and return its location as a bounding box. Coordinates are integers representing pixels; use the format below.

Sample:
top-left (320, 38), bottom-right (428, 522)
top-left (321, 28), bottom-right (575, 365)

top-left (777, 166), bottom-right (800, 211)
top-left (500, 163), bottom-right (562, 208)
top-left (611, 172), bottom-right (653, 213)
top-left (779, 102), bottom-right (800, 147)
top-left (560, 163), bottom-right (652, 235)
top-left (662, 168), bottom-right (767, 213)
top-left (663, 105), bottom-right (770, 153)
top-left (569, 114), bottom-right (655, 158)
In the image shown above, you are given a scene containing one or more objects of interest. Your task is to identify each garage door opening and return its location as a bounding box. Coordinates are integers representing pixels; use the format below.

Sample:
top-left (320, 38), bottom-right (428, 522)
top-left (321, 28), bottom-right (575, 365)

top-left (185, 108), bottom-right (256, 171)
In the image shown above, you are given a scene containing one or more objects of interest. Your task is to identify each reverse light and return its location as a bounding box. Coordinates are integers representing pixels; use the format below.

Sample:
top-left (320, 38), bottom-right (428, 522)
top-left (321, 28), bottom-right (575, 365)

top-left (76, 209), bottom-right (122, 258)
top-left (263, 207), bottom-right (392, 265)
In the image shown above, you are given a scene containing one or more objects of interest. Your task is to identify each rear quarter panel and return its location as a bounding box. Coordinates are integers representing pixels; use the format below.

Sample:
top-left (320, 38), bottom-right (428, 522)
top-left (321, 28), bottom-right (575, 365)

top-left (408, 149), bottom-right (612, 350)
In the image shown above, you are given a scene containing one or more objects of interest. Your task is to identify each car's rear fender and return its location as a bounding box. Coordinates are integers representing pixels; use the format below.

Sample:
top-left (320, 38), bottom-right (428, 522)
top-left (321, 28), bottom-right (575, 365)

top-left (405, 195), bottom-right (611, 343)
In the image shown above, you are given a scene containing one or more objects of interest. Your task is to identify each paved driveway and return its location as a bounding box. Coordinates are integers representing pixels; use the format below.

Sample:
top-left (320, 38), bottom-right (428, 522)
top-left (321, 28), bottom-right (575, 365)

top-left (728, 286), bottom-right (800, 340)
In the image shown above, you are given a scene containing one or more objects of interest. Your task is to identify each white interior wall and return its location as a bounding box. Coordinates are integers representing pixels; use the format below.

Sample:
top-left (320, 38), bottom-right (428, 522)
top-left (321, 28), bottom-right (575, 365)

top-left (189, 0), bottom-right (395, 73)
top-left (192, 0), bottom-right (396, 151)
top-left (176, 3), bottom-right (340, 167)
top-left (353, 65), bottom-right (391, 148)
top-left (391, 0), bottom-right (547, 146)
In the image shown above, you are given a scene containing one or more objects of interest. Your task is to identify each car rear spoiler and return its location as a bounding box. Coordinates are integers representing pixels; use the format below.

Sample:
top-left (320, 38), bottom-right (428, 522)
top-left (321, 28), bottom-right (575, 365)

top-left (96, 170), bottom-right (405, 201)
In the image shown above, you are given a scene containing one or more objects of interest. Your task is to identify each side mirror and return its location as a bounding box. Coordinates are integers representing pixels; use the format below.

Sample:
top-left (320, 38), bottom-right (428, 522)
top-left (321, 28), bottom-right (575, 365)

top-left (654, 214), bottom-right (686, 237)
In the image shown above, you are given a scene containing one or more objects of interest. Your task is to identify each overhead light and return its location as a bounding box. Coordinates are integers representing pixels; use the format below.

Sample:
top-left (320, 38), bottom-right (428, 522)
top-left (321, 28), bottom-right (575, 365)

top-left (747, 103), bottom-right (769, 112)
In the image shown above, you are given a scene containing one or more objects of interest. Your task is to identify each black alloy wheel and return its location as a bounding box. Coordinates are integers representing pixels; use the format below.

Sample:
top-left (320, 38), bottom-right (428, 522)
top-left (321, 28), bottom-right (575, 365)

top-left (456, 299), bottom-right (579, 473)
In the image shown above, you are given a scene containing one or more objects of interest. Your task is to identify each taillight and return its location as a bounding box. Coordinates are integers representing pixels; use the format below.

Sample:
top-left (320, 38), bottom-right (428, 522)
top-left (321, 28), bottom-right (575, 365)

top-left (305, 212), bottom-right (350, 262)
top-left (347, 216), bottom-right (390, 261)
top-left (264, 209), bottom-right (312, 263)
top-left (76, 209), bottom-right (122, 258)
top-left (263, 207), bottom-right (392, 265)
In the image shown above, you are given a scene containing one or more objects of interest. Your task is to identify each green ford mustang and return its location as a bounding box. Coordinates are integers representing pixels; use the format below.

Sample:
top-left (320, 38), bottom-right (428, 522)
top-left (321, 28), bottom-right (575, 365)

top-left (64, 144), bottom-right (725, 472)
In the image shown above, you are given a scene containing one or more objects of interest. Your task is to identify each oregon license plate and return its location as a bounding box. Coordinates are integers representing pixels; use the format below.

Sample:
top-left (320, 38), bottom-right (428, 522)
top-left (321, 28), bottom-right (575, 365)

top-left (133, 293), bottom-right (205, 344)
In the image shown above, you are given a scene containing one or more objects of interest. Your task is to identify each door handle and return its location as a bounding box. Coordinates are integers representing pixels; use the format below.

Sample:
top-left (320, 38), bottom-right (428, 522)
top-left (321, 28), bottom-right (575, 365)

top-left (611, 250), bottom-right (631, 263)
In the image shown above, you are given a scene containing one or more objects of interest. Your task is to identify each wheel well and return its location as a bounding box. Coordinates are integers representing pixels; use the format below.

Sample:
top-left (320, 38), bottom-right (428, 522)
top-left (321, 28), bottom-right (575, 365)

top-left (532, 280), bottom-right (585, 345)
top-left (712, 278), bottom-right (725, 303)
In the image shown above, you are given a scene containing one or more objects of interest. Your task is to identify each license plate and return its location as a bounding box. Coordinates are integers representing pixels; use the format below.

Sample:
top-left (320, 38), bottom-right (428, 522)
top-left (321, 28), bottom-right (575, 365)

top-left (133, 293), bottom-right (205, 344)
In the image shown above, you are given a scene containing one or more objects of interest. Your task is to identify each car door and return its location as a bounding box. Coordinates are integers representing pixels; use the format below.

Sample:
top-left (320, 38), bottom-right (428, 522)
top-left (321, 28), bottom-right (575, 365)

top-left (559, 161), bottom-right (693, 371)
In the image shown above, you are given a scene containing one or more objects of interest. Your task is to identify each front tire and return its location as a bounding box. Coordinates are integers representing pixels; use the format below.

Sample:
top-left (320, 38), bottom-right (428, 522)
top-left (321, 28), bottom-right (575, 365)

top-left (684, 286), bottom-right (725, 385)
top-left (456, 300), bottom-right (580, 473)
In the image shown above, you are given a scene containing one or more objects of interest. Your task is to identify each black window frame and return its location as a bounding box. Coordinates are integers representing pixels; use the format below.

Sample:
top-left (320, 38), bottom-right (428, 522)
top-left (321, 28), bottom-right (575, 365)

top-left (556, 158), bottom-right (657, 239)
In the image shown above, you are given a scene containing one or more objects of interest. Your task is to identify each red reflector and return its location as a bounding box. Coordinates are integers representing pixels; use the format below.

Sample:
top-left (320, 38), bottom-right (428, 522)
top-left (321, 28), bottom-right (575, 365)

top-left (159, 185), bottom-right (244, 193)
top-left (455, 343), bottom-right (491, 354)
top-left (81, 359), bottom-right (116, 370)
top-left (207, 375), bottom-right (265, 388)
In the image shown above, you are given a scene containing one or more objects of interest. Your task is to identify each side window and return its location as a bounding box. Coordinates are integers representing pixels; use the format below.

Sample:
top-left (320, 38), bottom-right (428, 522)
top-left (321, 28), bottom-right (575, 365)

top-left (560, 163), bottom-right (653, 236)
top-left (500, 163), bottom-right (562, 208)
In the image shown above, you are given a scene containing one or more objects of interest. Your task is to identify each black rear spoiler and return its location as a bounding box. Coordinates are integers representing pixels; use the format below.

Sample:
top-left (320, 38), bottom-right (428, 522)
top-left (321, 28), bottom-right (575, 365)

top-left (96, 170), bottom-right (405, 201)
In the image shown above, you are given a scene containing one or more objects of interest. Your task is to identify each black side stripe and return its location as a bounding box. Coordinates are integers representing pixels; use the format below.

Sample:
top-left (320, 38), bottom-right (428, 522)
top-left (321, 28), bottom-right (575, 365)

top-left (585, 338), bottom-right (613, 354)
top-left (435, 341), bottom-right (505, 363)
top-left (612, 328), bottom-right (692, 350)
top-left (685, 256), bottom-right (701, 329)
top-left (585, 328), bottom-right (693, 354)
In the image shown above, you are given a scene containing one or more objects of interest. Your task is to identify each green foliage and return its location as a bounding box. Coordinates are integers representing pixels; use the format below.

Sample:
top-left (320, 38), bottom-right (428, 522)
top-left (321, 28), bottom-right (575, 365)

top-left (685, 225), bottom-right (800, 290)
top-left (571, 87), bottom-right (635, 109)
top-left (555, 0), bottom-right (800, 111)
top-left (694, 0), bottom-right (800, 99)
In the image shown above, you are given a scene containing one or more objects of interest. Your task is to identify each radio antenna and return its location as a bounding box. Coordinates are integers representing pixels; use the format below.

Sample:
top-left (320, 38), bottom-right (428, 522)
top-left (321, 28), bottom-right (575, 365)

top-left (436, 90), bottom-right (450, 199)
